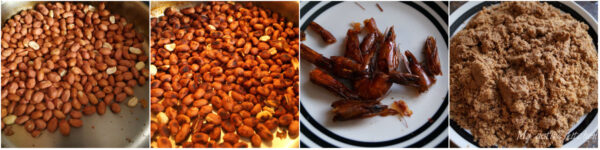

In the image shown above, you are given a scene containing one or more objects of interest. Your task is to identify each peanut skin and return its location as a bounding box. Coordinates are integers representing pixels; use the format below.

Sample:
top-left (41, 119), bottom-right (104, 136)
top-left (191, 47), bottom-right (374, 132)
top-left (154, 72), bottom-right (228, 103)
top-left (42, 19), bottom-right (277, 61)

top-left (59, 119), bottom-right (70, 136)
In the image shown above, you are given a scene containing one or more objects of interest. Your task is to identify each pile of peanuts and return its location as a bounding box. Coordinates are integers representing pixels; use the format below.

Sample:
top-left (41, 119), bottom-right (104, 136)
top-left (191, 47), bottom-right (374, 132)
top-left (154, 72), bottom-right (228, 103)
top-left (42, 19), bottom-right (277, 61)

top-left (1, 2), bottom-right (148, 137)
top-left (150, 2), bottom-right (299, 148)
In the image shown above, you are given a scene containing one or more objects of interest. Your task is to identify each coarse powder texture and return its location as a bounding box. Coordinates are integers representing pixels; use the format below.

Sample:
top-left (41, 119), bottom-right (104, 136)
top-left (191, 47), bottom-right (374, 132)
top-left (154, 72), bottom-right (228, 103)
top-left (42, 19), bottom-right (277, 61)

top-left (450, 2), bottom-right (598, 148)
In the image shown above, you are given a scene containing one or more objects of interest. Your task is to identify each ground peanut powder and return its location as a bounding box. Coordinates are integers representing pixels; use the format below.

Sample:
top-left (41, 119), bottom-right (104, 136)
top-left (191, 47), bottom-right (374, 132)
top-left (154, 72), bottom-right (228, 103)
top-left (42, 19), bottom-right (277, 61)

top-left (450, 2), bottom-right (598, 147)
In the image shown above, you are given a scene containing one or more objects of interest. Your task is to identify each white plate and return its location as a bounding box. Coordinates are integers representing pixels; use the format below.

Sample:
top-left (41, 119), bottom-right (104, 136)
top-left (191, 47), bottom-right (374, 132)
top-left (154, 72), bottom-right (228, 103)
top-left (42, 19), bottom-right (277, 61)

top-left (449, 1), bottom-right (598, 148)
top-left (299, 1), bottom-right (449, 148)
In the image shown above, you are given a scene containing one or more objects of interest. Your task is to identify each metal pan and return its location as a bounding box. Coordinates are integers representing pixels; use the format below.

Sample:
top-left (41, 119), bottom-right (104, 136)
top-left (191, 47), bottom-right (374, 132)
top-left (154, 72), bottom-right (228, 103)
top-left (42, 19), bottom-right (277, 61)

top-left (1, 1), bottom-right (150, 148)
top-left (149, 1), bottom-right (299, 148)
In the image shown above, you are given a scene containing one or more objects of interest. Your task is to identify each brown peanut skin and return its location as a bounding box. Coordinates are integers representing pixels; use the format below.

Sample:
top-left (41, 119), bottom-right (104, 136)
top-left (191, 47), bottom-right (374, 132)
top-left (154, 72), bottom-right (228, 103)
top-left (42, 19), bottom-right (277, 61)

top-left (68, 119), bottom-right (83, 128)
top-left (59, 119), bottom-right (70, 136)
top-left (288, 120), bottom-right (299, 137)
top-left (110, 103), bottom-right (121, 113)
top-left (47, 118), bottom-right (58, 133)
top-left (251, 134), bottom-right (262, 147)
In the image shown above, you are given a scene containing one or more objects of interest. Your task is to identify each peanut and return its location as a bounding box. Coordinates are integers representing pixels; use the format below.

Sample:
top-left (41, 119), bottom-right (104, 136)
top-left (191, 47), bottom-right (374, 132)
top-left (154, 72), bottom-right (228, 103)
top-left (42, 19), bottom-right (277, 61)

top-left (106, 67), bottom-right (117, 75)
top-left (28, 41), bottom-right (40, 50)
top-left (127, 97), bottom-right (139, 107)
top-left (110, 103), bottom-right (121, 113)
top-left (129, 47), bottom-right (143, 54)
top-left (47, 118), bottom-right (58, 133)
top-left (68, 119), bottom-right (83, 128)
top-left (251, 134), bottom-right (262, 147)
top-left (157, 112), bottom-right (169, 125)
top-left (59, 119), bottom-right (70, 136)
top-left (135, 62), bottom-right (145, 70)
top-left (3, 115), bottom-right (17, 125)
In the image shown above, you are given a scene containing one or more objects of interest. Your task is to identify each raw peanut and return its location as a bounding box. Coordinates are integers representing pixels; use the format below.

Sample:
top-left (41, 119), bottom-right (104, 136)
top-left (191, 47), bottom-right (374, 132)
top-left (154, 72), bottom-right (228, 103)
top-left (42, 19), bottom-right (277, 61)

top-left (15, 105), bottom-right (27, 116)
top-left (32, 91), bottom-right (45, 103)
top-left (110, 103), bottom-right (121, 113)
top-left (31, 130), bottom-right (42, 137)
top-left (29, 41), bottom-right (40, 50)
top-left (106, 67), bottom-right (117, 75)
top-left (3, 115), bottom-right (17, 125)
top-left (68, 119), bottom-right (83, 128)
top-left (124, 87), bottom-right (135, 96)
top-left (47, 118), bottom-right (58, 133)
top-left (116, 93), bottom-right (128, 102)
top-left (88, 93), bottom-right (99, 105)
top-left (99, 48), bottom-right (112, 55)
top-left (24, 120), bottom-right (35, 132)
top-left (35, 119), bottom-right (47, 129)
top-left (62, 102), bottom-right (72, 114)
top-left (53, 110), bottom-right (66, 119)
top-left (129, 47), bottom-right (143, 54)
top-left (70, 111), bottom-right (83, 119)
top-left (97, 101), bottom-right (106, 115)
top-left (59, 119), bottom-right (70, 136)
top-left (31, 111), bottom-right (43, 119)
top-left (103, 42), bottom-right (113, 49)
top-left (127, 97), bottom-right (139, 107)
top-left (82, 105), bottom-right (96, 115)
top-left (43, 110), bottom-right (53, 121)
top-left (109, 16), bottom-right (116, 24)
top-left (135, 62), bottom-right (145, 70)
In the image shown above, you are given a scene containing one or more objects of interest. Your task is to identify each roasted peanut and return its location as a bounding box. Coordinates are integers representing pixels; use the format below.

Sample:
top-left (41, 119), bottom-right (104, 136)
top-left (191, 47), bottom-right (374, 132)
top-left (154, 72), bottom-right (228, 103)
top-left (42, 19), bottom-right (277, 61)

top-left (157, 136), bottom-right (172, 148)
top-left (150, 2), bottom-right (298, 148)
top-left (288, 120), bottom-right (299, 137)
top-left (191, 132), bottom-right (210, 144)
top-left (258, 129), bottom-right (274, 142)
top-left (223, 133), bottom-right (240, 144)
top-left (251, 134), bottom-right (262, 147)
top-left (237, 125), bottom-right (254, 138)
